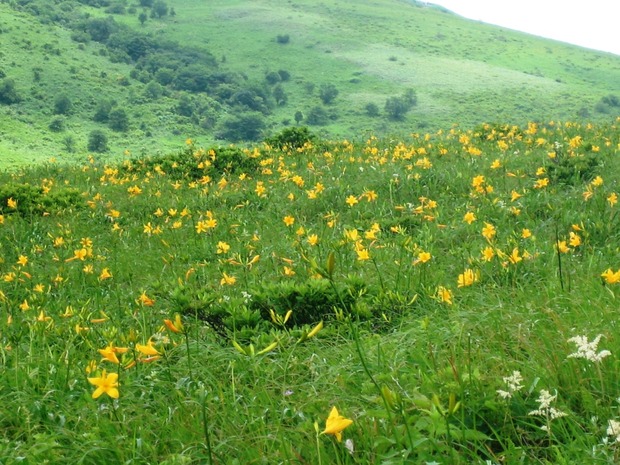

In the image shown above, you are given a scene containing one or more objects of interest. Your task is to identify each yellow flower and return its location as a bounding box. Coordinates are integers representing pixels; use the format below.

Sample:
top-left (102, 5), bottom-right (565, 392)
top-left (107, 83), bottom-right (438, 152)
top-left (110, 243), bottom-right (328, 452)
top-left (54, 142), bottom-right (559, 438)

top-left (99, 268), bottom-right (112, 281)
top-left (602, 269), bottom-right (620, 284)
top-left (137, 291), bottom-right (155, 306)
top-left (457, 269), bottom-right (479, 287)
top-left (481, 246), bottom-right (495, 262)
top-left (7, 197), bottom-right (17, 209)
top-left (307, 234), bottom-right (319, 246)
top-left (216, 241), bottom-right (231, 254)
top-left (510, 190), bottom-right (522, 202)
top-left (136, 340), bottom-right (160, 356)
top-left (66, 248), bottom-right (88, 262)
top-left (608, 193), bottom-right (618, 207)
top-left (322, 406), bottom-right (353, 442)
top-left (482, 223), bottom-right (496, 240)
top-left (364, 190), bottom-right (378, 201)
top-left (283, 215), bottom-right (295, 227)
top-left (521, 229), bottom-right (532, 239)
top-left (36, 310), bottom-right (52, 322)
top-left (569, 232), bottom-right (581, 248)
top-left (437, 286), bottom-right (453, 305)
top-left (88, 370), bottom-right (119, 399)
top-left (508, 247), bottom-right (522, 264)
top-left (345, 195), bottom-right (359, 207)
top-left (164, 314), bottom-right (184, 334)
top-left (220, 272), bottom-right (236, 286)
top-left (591, 176), bottom-right (604, 187)
top-left (533, 178), bottom-right (549, 189)
top-left (557, 241), bottom-right (570, 254)
top-left (98, 345), bottom-right (120, 364)
top-left (356, 248), bottom-right (370, 261)
top-left (416, 251), bottom-right (431, 264)
top-left (463, 211), bottom-right (476, 224)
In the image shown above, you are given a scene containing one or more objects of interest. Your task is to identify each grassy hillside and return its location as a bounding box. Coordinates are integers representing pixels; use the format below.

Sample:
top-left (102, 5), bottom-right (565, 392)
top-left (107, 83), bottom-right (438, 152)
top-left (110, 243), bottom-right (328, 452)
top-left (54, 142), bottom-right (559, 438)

top-left (1, 120), bottom-right (620, 463)
top-left (0, 0), bottom-right (619, 169)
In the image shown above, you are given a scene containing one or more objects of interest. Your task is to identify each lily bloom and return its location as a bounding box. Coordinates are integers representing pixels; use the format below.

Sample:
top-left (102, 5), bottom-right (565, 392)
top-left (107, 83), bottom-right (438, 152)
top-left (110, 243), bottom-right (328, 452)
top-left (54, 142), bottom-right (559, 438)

top-left (88, 370), bottom-right (119, 399)
top-left (322, 406), bottom-right (353, 442)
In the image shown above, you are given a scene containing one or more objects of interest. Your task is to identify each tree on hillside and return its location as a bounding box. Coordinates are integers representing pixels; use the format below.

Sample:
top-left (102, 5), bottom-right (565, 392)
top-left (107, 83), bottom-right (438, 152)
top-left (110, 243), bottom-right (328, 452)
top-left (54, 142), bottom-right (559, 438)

top-left (54, 95), bottom-right (72, 115)
top-left (139, 11), bottom-right (148, 25)
top-left (319, 84), bottom-right (338, 105)
top-left (306, 106), bottom-right (329, 126)
top-left (93, 99), bottom-right (113, 122)
top-left (108, 108), bottom-right (129, 131)
top-left (0, 79), bottom-right (22, 105)
top-left (384, 89), bottom-right (417, 120)
top-left (273, 84), bottom-right (287, 106)
top-left (365, 103), bottom-right (380, 117)
top-left (88, 130), bottom-right (108, 152)
top-left (216, 112), bottom-right (266, 142)
top-left (151, 0), bottom-right (168, 18)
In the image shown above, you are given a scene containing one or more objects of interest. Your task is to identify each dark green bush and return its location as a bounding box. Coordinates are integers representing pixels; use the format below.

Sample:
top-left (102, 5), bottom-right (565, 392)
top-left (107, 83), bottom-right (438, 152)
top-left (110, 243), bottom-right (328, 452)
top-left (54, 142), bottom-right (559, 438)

top-left (0, 183), bottom-right (83, 216)
top-left (248, 279), bottom-right (361, 327)
top-left (265, 126), bottom-right (315, 151)
top-left (546, 151), bottom-right (600, 185)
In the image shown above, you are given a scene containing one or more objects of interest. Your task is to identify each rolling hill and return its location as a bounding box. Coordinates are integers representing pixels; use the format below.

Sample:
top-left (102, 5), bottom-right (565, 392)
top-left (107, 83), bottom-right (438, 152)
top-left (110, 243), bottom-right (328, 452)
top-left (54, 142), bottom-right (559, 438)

top-left (0, 0), bottom-right (619, 168)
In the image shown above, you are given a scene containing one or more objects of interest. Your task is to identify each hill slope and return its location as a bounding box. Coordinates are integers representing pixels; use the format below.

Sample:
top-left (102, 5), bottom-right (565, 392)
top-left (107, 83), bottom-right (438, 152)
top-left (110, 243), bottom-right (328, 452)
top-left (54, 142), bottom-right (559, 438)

top-left (0, 0), bottom-right (619, 168)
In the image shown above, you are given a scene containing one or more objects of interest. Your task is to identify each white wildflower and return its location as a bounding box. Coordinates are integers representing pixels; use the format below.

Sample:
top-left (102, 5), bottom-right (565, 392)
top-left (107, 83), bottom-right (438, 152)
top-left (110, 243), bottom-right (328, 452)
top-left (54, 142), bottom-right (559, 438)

top-left (607, 419), bottom-right (620, 443)
top-left (529, 389), bottom-right (567, 419)
top-left (567, 334), bottom-right (611, 363)
top-left (497, 370), bottom-right (524, 399)
top-left (344, 438), bottom-right (354, 455)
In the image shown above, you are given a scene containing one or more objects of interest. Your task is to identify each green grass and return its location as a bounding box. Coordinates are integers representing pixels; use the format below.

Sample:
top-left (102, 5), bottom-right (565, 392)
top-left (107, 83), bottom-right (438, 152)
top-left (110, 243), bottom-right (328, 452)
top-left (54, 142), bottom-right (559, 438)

top-left (1, 119), bottom-right (620, 463)
top-left (1, 0), bottom-right (619, 170)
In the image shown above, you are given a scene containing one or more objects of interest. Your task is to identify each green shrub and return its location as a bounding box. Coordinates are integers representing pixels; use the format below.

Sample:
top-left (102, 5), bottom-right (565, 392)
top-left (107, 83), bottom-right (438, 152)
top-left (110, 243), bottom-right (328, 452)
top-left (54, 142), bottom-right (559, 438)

top-left (265, 126), bottom-right (315, 151)
top-left (248, 279), bottom-right (362, 327)
top-left (0, 183), bottom-right (83, 216)
top-left (87, 129), bottom-right (109, 152)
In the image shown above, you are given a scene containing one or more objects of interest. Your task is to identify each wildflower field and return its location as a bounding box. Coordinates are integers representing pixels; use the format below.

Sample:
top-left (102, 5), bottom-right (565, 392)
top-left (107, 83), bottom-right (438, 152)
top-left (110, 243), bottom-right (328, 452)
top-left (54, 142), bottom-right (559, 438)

top-left (2, 120), bottom-right (620, 464)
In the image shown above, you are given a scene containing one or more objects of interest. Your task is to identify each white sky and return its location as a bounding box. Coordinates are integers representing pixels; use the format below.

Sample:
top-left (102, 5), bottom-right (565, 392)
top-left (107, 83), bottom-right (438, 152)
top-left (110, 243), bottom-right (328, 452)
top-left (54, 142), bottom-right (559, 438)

top-left (425, 0), bottom-right (620, 56)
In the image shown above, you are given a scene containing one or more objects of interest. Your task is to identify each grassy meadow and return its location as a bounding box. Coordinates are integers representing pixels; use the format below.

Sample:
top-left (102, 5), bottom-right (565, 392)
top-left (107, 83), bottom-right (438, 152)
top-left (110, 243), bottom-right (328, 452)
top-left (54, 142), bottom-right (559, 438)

top-left (2, 119), bottom-right (620, 463)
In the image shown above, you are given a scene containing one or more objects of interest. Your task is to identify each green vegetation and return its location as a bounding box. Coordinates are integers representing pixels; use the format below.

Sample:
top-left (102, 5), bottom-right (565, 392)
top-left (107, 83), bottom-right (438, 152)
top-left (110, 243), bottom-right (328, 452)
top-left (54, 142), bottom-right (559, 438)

top-left (0, 0), bottom-right (619, 169)
top-left (1, 120), bottom-right (620, 463)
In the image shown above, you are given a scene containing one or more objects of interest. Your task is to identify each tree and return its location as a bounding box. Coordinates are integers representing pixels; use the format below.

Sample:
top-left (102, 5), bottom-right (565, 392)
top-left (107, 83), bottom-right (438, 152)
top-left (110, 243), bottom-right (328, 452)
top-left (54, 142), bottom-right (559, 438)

top-left (365, 103), bottom-right (380, 117)
top-left (306, 106), bottom-right (329, 126)
top-left (319, 84), bottom-right (338, 105)
top-left (144, 80), bottom-right (163, 100)
top-left (139, 0), bottom-right (153, 6)
top-left (88, 130), bottom-right (108, 152)
top-left (217, 112), bottom-right (265, 142)
top-left (93, 99), bottom-right (113, 122)
top-left (276, 34), bottom-right (290, 44)
top-left (294, 111), bottom-right (303, 124)
top-left (108, 108), bottom-right (129, 131)
top-left (151, 0), bottom-right (168, 18)
top-left (54, 94), bottom-right (72, 115)
top-left (265, 71), bottom-right (281, 85)
top-left (138, 11), bottom-right (148, 25)
top-left (273, 84), bottom-right (287, 106)
top-left (384, 96), bottom-right (410, 120)
top-left (384, 90), bottom-right (417, 121)
top-left (48, 117), bottom-right (65, 132)
top-left (0, 78), bottom-right (22, 104)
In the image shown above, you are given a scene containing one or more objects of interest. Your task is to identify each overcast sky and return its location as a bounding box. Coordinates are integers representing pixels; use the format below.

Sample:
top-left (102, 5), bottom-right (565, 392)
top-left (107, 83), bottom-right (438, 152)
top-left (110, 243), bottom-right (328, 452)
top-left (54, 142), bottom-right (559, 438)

top-left (425, 0), bottom-right (620, 56)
